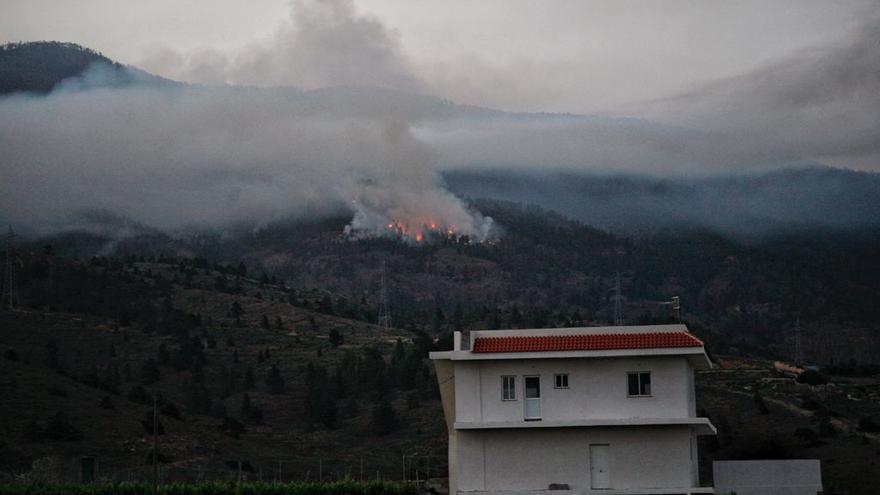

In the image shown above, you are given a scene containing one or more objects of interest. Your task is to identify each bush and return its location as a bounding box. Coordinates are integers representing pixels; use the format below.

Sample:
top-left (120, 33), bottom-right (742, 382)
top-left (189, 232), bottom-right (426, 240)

top-left (796, 370), bottom-right (828, 386)
top-left (266, 365), bottom-right (285, 394)
top-left (859, 416), bottom-right (880, 433)
top-left (161, 402), bottom-right (183, 420)
top-left (370, 400), bottom-right (398, 435)
top-left (43, 412), bottom-right (83, 441)
top-left (127, 385), bottom-right (150, 404)
top-left (753, 392), bottom-right (769, 415)
top-left (794, 427), bottom-right (825, 447)
top-left (220, 417), bottom-right (245, 438)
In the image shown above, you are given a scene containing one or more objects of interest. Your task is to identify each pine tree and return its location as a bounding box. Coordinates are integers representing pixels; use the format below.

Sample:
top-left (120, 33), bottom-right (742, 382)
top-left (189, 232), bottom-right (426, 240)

top-left (241, 392), bottom-right (252, 417)
top-left (265, 365), bottom-right (285, 394)
top-left (329, 327), bottom-right (344, 347)
top-left (244, 365), bottom-right (255, 389)
top-left (46, 339), bottom-right (61, 370)
top-left (141, 358), bottom-right (160, 384)
top-left (370, 399), bottom-right (398, 435)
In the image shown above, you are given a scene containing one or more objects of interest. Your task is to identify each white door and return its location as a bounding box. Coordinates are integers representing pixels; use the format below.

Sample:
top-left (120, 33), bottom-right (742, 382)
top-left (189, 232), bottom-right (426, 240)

top-left (590, 444), bottom-right (611, 489)
top-left (524, 376), bottom-right (541, 420)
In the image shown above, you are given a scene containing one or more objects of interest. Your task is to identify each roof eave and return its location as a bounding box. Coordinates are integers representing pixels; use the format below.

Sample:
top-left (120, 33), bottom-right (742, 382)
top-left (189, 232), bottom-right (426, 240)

top-left (431, 346), bottom-right (710, 364)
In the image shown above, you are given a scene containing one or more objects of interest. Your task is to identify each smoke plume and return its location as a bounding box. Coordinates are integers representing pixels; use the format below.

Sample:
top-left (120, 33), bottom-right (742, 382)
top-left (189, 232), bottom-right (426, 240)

top-left (0, 76), bottom-right (493, 242)
top-left (141, 0), bottom-right (420, 92)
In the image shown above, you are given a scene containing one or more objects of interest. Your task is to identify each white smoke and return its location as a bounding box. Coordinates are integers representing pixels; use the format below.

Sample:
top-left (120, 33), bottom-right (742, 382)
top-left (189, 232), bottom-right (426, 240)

top-left (141, 0), bottom-right (420, 92)
top-left (0, 78), bottom-right (495, 243)
top-left (339, 121), bottom-right (494, 243)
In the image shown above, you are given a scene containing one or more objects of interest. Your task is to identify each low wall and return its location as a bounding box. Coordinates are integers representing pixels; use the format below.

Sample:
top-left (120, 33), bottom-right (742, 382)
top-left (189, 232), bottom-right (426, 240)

top-left (713, 460), bottom-right (822, 495)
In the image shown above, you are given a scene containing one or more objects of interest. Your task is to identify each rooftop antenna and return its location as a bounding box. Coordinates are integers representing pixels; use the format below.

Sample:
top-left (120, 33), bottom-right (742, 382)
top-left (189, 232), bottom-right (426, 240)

top-left (613, 272), bottom-right (624, 326)
top-left (671, 296), bottom-right (681, 323)
top-left (2, 226), bottom-right (18, 310)
top-left (377, 260), bottom-right (391, 330)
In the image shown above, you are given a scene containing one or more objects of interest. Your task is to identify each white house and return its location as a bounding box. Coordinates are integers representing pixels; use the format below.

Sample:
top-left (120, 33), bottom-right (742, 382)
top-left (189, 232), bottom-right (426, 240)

top-left (430, 324), bottom-right (716, 495)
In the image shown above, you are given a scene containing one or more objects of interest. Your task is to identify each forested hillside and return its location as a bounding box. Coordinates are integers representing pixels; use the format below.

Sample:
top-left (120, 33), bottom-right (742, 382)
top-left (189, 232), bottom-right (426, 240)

top-left (1, 252), bottom-right (445, 482)
top-left (0, 41), bottom-right (173, 94)
top-left (18, 200), bottom-right (880, 366)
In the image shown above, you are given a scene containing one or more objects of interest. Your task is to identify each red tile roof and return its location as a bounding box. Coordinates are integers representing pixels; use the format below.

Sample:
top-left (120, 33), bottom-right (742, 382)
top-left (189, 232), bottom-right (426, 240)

top-left (471, 332), bottom-right (703, 353)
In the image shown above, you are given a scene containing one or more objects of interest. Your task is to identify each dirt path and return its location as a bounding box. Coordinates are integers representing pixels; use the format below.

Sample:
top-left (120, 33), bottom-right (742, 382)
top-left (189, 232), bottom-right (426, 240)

top-left (722, 387), bottom-right (880, 441)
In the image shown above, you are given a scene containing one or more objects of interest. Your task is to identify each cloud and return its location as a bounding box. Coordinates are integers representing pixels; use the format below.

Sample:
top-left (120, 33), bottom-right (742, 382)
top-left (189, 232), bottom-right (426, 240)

top-left (141, 0), bottom-right (420, 91)
top-left (634, 14), bottom-right (880, 170)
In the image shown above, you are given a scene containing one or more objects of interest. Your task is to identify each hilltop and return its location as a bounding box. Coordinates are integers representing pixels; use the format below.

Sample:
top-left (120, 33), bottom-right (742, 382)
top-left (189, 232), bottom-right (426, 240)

top-left (0, 41), bottom-right (175, 94)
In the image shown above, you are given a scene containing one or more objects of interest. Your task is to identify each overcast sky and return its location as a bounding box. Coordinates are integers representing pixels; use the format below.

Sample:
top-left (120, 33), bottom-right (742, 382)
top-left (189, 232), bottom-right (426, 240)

top-left (1, 0), bottom-right (874, 113)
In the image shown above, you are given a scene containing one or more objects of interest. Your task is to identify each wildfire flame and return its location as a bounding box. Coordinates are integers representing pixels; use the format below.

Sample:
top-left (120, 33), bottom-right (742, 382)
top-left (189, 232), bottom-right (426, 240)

top-left (381, 219), bottom-right (462, 243)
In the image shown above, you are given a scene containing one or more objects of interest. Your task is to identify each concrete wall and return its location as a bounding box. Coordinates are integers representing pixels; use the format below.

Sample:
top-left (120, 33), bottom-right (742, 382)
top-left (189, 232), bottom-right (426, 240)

top-left (713, 460), bottom-right (823, 495)
top-left (454, 356), bottom-right (694, 424)
top-left (455, 426), bottom-right (698, 493)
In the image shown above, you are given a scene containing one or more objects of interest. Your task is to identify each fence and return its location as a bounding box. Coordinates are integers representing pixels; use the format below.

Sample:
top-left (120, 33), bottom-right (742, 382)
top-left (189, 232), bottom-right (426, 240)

top-left (11, 452), bottom-right (444, 486)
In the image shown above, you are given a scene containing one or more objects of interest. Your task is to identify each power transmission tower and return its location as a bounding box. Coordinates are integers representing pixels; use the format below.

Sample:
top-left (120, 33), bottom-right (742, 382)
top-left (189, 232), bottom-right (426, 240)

top-left (613, 272), bottom-right (624, 326)
top-left (2, 226), bottom-right (18, 310)
top-left (377, 260), bottom-right (391, 330)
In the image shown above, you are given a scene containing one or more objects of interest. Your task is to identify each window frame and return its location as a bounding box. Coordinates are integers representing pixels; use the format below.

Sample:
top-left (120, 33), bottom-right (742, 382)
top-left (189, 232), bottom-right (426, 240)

top-left (501, 375), bottom-right (517, 401)
top-left (626, 371), bottom-right (652, 397)
top-left (554, 373), bottom-right (569, 389)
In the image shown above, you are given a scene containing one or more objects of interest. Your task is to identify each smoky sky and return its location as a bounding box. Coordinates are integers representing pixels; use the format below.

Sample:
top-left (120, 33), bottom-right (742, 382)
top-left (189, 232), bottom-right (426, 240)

top-left (1, 0), bottom-right (879, 238)
top-left (633, 13), bottom-right (880, 170)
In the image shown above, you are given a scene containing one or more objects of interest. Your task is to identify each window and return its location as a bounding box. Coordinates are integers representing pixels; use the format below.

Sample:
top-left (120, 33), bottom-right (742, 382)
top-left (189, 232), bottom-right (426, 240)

top-left (627, 371), bottom-right (652, 396)
top-left (502, 375), bottom-right (516, 400)
top-left (554, 373), bottom-right (569, 388)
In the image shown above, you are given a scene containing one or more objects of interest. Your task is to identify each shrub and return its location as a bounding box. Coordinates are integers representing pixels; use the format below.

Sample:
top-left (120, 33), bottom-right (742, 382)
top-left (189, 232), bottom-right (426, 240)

top-left (266, 365), bottom-right (285, 394)
top-left (859, 416), bottom-right (880, 433)
top-left (127, 385), bottom-right (150, 404)
top-left (370, 400), bottom-right (398, 435)
top-left (43, 412), bottom-right (83, 441)
top-left (161, 402), bottom-right (183, 420)
top-left (796, 370), bottom-right (828, 386)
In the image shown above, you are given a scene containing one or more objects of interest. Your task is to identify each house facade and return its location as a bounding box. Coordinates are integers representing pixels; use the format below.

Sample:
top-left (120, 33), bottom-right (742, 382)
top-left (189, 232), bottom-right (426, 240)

top-left (430, 324), bottom-right (716, 495)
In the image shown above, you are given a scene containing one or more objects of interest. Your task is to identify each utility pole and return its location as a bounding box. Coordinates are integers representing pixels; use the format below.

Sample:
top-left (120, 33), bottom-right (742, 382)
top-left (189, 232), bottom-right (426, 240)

top-left (2, 226), bottom-right (18, 310)
top-left (671, 296), bottom-right (681, 323)
top-left (613, 272), bottom-right (624, 326)
top-left (152, 395), bottom-right (159, 495)
top-left (377, 260), bottom-right (391, 330)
